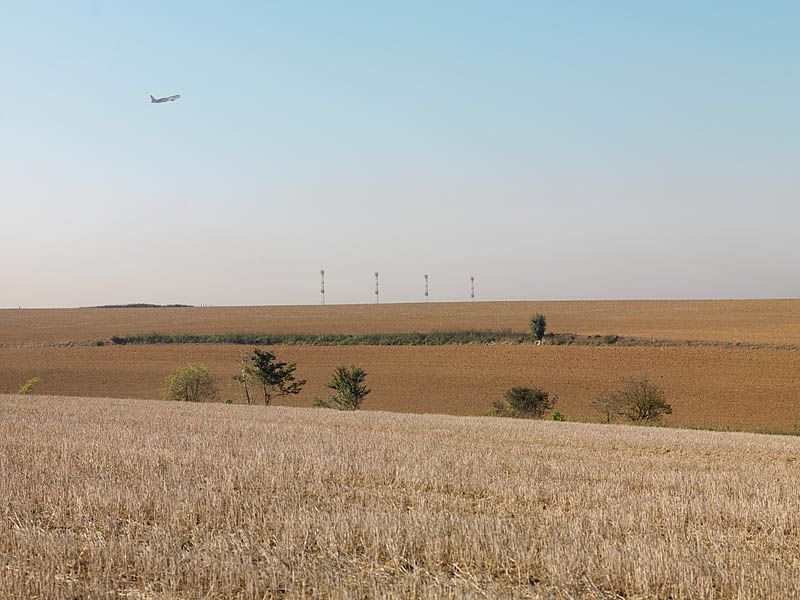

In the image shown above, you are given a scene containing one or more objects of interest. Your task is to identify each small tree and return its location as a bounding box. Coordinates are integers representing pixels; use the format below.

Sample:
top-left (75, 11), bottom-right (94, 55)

top-left (162, 364), bottom-right (218, 403)
top-left (493, 386), bottom-right (555, 418)
top-left (591, 393), bottom-right (615, 423)
top-left (245, 348), bottom-right (305, 405)
top-left (233, 354), bottom-right (259, 404)
top-left (18, 377), bottom-right (42, 395)
top-left (598, 376), bottom-right (672, 423)
top-left (529, 313), bottom-right (547, 343)
top-left (315, 365), bottom-right (371, 410)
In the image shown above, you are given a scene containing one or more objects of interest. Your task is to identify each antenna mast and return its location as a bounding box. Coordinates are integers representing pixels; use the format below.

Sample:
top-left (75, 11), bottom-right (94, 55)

top-left (374, 272), bottom-right (380, 304)
top-left (470, 276), bottom-right (475, 302)
top-left (320, 269), bottom-right (325, 305)
top-left (424, 274), bottom-right (429, 301)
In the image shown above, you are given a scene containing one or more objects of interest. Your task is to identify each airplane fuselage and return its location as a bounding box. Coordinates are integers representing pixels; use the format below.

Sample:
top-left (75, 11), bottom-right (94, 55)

top-left (150, 94), bottom-right (181, 103)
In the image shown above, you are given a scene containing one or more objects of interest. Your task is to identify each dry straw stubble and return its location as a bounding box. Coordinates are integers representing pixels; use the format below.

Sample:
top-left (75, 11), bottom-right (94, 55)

top-left (2, 394), bottom-right (799, 598)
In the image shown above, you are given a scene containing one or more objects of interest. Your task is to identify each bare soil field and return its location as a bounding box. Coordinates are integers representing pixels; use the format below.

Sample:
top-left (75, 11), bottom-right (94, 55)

top-left (3, 344), bottom-right (800, 431)
top-left (3, 298), bottom-right (800, 345)
top-left (2, 395), bottom-right (799, 598)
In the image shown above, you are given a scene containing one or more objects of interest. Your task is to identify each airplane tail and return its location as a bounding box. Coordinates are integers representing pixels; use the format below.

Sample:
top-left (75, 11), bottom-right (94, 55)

top-left (149, 95), bottom-right (156, 102)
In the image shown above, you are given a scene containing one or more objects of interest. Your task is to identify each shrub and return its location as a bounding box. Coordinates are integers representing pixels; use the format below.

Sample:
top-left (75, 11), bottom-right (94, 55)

top-left (551, 411), bottom-right (567, 421)
top-left (594, 376), bottom-right (672, 423)
top-left (529, 314), bottom-right (547, 343)
top-left (315, 365), bottom-right (371, 410)
top-left (18, 377), bottom-right (42, 395)
top-left (546, 333), bottom-right (576, 346)
top-left (493, 387), bottom-right (555, 418)
top-left (162, 364), bottom-right (218, 403)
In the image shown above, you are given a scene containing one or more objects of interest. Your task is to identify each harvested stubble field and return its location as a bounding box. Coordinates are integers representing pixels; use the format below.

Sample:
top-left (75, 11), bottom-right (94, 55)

top-left (4, 299), bottom-right (800, 345)
top-left (1, 395), bottom-right (799, 599)
top-left (2, 344), bottom-right (800, 431)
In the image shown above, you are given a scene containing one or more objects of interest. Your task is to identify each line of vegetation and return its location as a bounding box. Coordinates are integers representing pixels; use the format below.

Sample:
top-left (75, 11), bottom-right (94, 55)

top-left (110, 330), bottom-right (527, 346)
top-left (107, 330), bottom-right (800, 349)
top-left (158, 344), bottom-right (673, 425)
top-left (90, 303), bottom-right (193, 309)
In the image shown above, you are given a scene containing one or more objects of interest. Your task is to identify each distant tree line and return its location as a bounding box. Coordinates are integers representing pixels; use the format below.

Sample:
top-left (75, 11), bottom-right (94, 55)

top-left (91, 303), bottom-right (193, 309)
top-left (111, 330), bottom-right (527, 346)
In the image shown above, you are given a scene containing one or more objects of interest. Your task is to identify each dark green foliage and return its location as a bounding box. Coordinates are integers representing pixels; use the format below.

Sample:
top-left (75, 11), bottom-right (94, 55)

top-left (109, 329), bottom-right (527, 346)
top-left (315, 365), bottom-right (371, 410)
top-left (493, 387), bottom-right (555, 418)
top-left (91, 303), bottom-right (192, 308)
top-left (529, 314), bottom-right (547, 342)
top-left (241, 348), bottom-right (306, 405)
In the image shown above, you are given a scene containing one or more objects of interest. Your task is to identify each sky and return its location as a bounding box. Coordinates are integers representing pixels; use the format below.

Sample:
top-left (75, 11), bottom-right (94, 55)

top-left (1, 1), bottom-right (798, 307)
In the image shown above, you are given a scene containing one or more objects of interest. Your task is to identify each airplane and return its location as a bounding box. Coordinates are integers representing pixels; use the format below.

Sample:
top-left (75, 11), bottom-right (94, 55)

top-left (150, 94), bottom-right (181, 103)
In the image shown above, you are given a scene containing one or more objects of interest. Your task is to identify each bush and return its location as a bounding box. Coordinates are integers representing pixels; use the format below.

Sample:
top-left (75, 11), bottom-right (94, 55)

top-left (529, 314), bottom-right (547, 343)
top-left (162, 364), bottom-right (218, 403)
top-left (593, 376), bottom-right (672, 423)
top-left (493, 387), bottom-right (555, 418)
top-left (18, 377), bottom-right (42, 395)
top-left (315, 365), bottom-right (371, 410)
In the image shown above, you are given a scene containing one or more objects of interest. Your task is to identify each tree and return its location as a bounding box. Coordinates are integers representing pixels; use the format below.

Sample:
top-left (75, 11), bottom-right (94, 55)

top-left (529, 313), bottom-right (547, 343)
top-left (18, 377), bottom-right (42, 395)
top-left (162, 364), bottom-right (218, 403)
top-left (596, 376), bottom-right (672, 423)
top-left (233, 354), bottom-right (259, 404)
top-left (493, 387), bottom-right (555, 418)
top-left (244, 348), bottom-right (305, 405)
top-left (315, 365), bottom-right (371, 410)
top-left (591, 393), bottom-right (615, 423)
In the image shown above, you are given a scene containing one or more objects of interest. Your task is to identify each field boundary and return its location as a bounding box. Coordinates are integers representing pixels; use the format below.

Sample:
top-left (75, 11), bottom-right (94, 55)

top-left (2, 329), bottom-right (797, 351)
top-left (105, 331), bottom-right (800, 350)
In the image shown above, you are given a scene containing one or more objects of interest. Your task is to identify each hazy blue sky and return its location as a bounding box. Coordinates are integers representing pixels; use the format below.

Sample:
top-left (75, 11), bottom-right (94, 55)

top-left (2, 1), bottom-right (798, 307)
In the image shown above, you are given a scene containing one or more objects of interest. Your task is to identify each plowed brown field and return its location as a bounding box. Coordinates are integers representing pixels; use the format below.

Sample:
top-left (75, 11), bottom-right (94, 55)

top-left (3, 344), bottom-right (800, 431)
top-left (3, 298), bottom-right (800, 345)
top-left (3, 300), bottom-right (800, 431)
